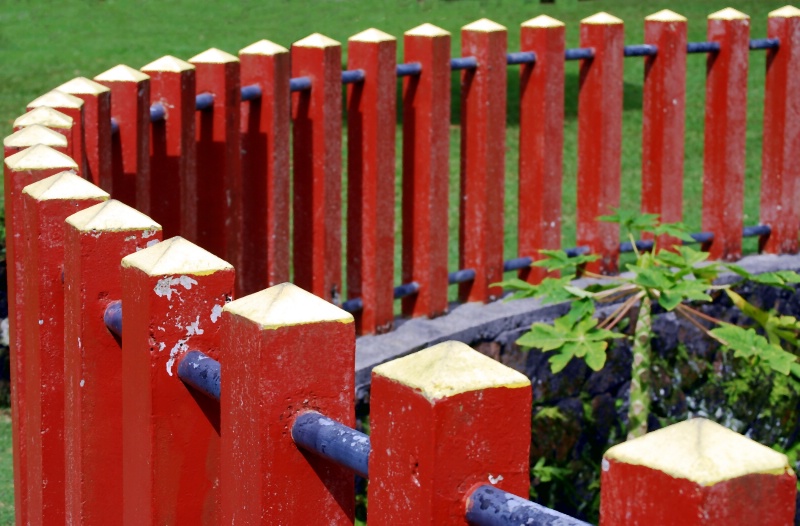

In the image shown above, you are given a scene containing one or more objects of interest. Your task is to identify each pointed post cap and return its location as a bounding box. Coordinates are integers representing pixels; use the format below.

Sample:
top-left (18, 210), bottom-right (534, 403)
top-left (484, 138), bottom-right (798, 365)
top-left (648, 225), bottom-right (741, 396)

top-left (94, 64), bottom-right (150, 83)
top-left (56, 77), bottom-right (110, 95)
top-left (240, 39), bottom-right (289, 55)
top-left (708, 7), bottom-right (750, 21)
top-left (28, 90), bottom-right (84, 110)
top-left (5, 144), bottom-right (78, 172)
top-left (122, 236), bottom-right (231, 277)
top-left (405, 23), bottom-right (450, 38)
top-left (605, 418), bottom-right (793, 486)
top-left (349, 28), bottom-right (396, 43)
top-left (645, 9), bottom-right (687, 23)
top-left (522, 14), bottom-right (565, 28)
top-left (13, 107), bottom-right (73, 129)
top-left (224, 282), bottom-right (353, 330)
top-left (770, 5), bottom-right (800, 18)
top-left (582, 12), bottom-right (624, 25)
top-left (66, 199), bottom-right (161, 233)
top-left (293, 33), bottom-right (341, 49)
top-left (373, 341), bottom-right (530, 402)
top-left (141, 55), bottom-right (195, 73)
top-left (4, 125), bottom-right (68, 149)
top-left (189, 48), bottom-right (239, 64)
top-left (22, 171), bottom-right (108, 202)
top-left (463, 18), bottom-right (507, 32)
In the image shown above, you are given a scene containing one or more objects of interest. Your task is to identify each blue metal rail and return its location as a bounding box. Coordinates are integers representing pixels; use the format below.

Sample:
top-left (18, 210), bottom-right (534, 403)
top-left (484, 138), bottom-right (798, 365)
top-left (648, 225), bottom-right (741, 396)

top-left (466, 485), bottom-right (592, 526)
top-left (292, 411), bottom-right (370, 479)
top-left (177, 351), bottom-right (221, 400)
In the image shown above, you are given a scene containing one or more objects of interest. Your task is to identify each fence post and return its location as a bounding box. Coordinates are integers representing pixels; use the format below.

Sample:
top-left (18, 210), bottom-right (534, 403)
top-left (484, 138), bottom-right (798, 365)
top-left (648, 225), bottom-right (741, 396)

top-left (27, 90), bottom-right (85, 174)
top-left (4, 145), bottom-right (78, 526)
top-left (600, 418), bottom-right (796, 525)
top-left (518, 15), bottom-right (565, 284)
top-left (4, 125), bottom-right (68, 156)
top-left (20, 172), bottom-right (109, 525)
top-left (57, 77), bottom-right (112, 187)
top-left (63, 200), bottom-right (162, 525)
top-left (239, 40), bottom-right (291, 294)
top-left (189, 48), bottom-right (243, 294)
top-left (13, 107), bottom-right (73, 146)
top-left (292, 34), bottom-right (343, 303)
top-left (95, 64), bottom-right (151, 209)
top-left (760, 6), bottom-right (800, 254)
top-left (702, 8), bottom-right (750, 261)
top-left (402, 24), bottom-right (450, 318)
top-left (121, 236), bottom-right (233, 525)
top-left (577, 12), bottom-right (624, 275)
top-left (347, 28), bottom-right (396, 333)
top-left (141, 56), bottom-right (197, 242)
top-left (642, 10), bottom-right (687, 250)
top-left (369, 341), bottom-right (532, 524)
top-left (220, 283), bottom-right (355, 524)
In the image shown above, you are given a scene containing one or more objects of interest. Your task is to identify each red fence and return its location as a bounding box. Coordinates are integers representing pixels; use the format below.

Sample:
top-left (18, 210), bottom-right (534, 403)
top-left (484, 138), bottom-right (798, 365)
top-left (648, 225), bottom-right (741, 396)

top-left (4, 6), bottom-right (800, 526)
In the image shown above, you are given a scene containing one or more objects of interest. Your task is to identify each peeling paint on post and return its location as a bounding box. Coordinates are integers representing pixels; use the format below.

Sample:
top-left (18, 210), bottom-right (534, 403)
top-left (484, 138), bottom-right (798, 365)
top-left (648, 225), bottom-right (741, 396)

top-left (141, 56), bottom-right (198, 242)
top-left (4, 125), bottom-right (68, 156)
top-left (518, 15), bottom-right (565, 285)
top-left (239, 40), bottom-right (291, 294)
top-left (369, 341), bottom-right (532, 525)
top-left (600, 418), bottom-right (797, 525)
top-left (347, 28), bottom-right (396, 334)
top-left (577, 12), bottom-right (624, 275)
top-left (20, 172), bottom-right (108, 525)
top-left (292, 34), bottom-right (343, 303)
top-left (402, 24), bottom-right (450, 318)
top-left (13, 107), bottom-right (73, 148)
top-left (95, 65), bottom-right (151, 210)
top-left (702, 8), bottom-right (750, 261)
top-left (27, 90), bottom-right (85, 174)
top-left (220, 283), bottom-right (355, 525)
top-left (3, 145), bottom-right (78, 526)
top-left (121, 237), bottom-right (233, 525)
top-left (63, 200), bottom-right (162, 525)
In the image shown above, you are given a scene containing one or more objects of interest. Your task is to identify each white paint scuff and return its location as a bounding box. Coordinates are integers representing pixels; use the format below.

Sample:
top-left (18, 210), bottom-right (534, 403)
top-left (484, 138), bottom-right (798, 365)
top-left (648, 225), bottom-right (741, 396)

top-left (153, 275), bottom-right (199, 301)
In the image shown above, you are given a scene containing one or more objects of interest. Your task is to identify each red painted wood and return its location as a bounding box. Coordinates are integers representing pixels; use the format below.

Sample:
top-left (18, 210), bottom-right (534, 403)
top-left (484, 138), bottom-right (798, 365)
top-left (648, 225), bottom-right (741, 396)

top-left (518, 16), bottom-right (565, 284)
top-left (292, 34), bottom-right (343, 303)
top-left (12, 107), bottom-right (74, 148)
top-left (239, 41), bottom-right (291, 294)
top-left (761, 10), bottom-right (800, 254)
top-left (190, 49), bottom-right (243, 295)
top-left (577, 14), bottom-right (624, 274)
top-left (642, 12), bottom-right (687, 251)
top-left (3, 146), bottom-right (77, 526)
top-left (347, 29), bottom-right (397, 334)
top-left (121, 237), bottom-right (234, 525)
top-left (702, 11), bottom-right (750, 261)
top-left (57, 77), bottom-right (112, 187)
top-left (95, 65), bottom-right (152, 211)
top-left (459, 20), bottom-right (507, 302)
top-left (4, 124), bottom-right (69, 156)
top-left (63, 200), bottom-right (161, 525)
top-left (220, 284), bottom-right (355, 524)
top-left (20, 173), bottom-right (107, 525)
top-left (141, 56), bottom-right (198, 241)
top-left (600, 459), bottom-right (796, 525)
top-left (402, 25), bottom-right (450, 318)
top-left (27, 90), bottom-right (85, 175)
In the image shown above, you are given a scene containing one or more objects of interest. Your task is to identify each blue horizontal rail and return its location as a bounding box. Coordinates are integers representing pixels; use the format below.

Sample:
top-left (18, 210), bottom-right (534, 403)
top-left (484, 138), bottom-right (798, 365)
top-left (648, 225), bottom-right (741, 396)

top-left (341, 69), bottom-right (365, 84)
top-left (565, 47), bottom-right (595, 60)
top-left (240, 83), bottom-right (262, 101)
top-left (451, 56), bottom-right (478, 70)
top-left (341, 297), bottom-right (363, 313)
top-left (289, 76), bottom-right (312, 92)
top-left (624, 44), bottom-right (658, 57)
top-left (750, 38), bottom-right (780, 50)
top-left (506, 51), bottom-right (537, 65)
top-left (466, 485), bottom-right (591, 526)
top-left (103, 300), bottom-right (123, 339)
top-left (396, 62), bottom-right (422, 77)
top-left (195, 92), bottom-right (215, 111)
top-left (150, 102), bottom-right (166, 122)
top-left (177, 351), bottom-right (221, 400)
top-left (687, 41), bottom-right (720, 54)
top-left (449, 268), bottom-right (477, 285)
top-left (292, 411), bottom-right (370, 478)
top-left (342, 281), bottom-right (420, 313)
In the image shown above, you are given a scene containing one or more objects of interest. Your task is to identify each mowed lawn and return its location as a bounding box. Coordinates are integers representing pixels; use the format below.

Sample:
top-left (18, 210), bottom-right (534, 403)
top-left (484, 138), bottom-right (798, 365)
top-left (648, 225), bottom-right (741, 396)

top-left (0, 0), bottom-right (791, 521)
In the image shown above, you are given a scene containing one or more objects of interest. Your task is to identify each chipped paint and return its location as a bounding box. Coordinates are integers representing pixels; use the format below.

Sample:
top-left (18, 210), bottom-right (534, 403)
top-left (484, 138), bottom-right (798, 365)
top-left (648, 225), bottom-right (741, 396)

top-left (210, 304), bottom-right (223, 323)
top-left (153, 275), bottom-right (199, 301)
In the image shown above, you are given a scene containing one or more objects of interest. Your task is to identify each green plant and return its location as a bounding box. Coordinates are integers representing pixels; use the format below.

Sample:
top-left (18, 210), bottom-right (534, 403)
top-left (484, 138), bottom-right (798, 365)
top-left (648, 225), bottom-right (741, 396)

top-left (497, 210), bottom-right (800, 439)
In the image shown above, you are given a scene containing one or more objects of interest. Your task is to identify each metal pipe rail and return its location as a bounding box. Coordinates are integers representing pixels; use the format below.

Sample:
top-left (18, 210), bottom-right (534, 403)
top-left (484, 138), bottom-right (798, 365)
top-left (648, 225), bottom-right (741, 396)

top-left (292, 411), bottom-right (370, 479)
top-left (465, 485), bottom-right (592, 526)
top-left (177, 351), bottom-right (221, 400)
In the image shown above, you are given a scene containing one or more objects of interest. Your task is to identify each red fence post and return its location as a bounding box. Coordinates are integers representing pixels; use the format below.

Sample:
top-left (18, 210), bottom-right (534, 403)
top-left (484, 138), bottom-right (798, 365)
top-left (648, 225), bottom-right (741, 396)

top-left (94, 64), bottom-right (151, 210)
top-left (141, 56), bottom-right (198, 241)
top-left (63, 200), bottom-right (162, 525)
top-left (347, 28), bottom-right (397, 333)
top-left (239, 40), bottom-right (291, 294)
top-left (761, 6), bottom-right (800, 254)
top-left (20, 172), bottom-right (109, 525)
top-left (4, 125), bottom-right (68, 156)
top-left (518, 15), bottom-right (565, 284)
top-left (459, 19), bottom-right (507, 302)
top-left (702, 8), bottom-right (750, 261)
top-left (402, 24), bottom-right (450, 318)
top-left (189, 48), bottom-right (243, 294)
top-left (600, 418), bottom-right (796, 525)
top-left (57, 77), bottom-right (112, 187)
top-left (121, 237), bottom-right (233, 525)
top-left (292, 34), bottom-right (343, 303)
top-left (220, 283), bottom-right (355, 524)
top-left (369, 341), bottom-right (531, 524)
top-left (642, 10), bottom-right (687, 250)
top-left (27, 90), bottom-right (85, 174)
top-left (577, 12), bottom-right (624, 275)
top-left (13, 107), bottom-right (73, 149)
top-left (3, 145), bottom-right (78, 526)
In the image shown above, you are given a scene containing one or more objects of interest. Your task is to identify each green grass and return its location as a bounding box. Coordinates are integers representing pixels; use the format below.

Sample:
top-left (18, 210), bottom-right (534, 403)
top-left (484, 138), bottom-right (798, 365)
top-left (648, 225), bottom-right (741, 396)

top-left (0, 412), bottom-right (12, 524)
